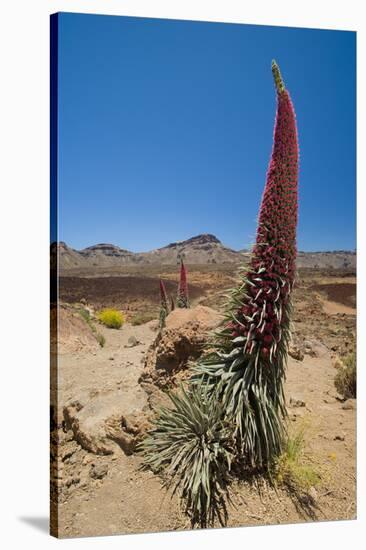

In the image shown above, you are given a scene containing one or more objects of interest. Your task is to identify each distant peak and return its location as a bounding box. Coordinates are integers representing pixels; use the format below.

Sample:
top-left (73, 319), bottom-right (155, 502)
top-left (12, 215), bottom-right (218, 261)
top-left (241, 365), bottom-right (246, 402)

top-left (189, 234), bottom-right (221, 244)
top-left (79, 243), bottom-right (134, 256)
top-left (83, 243), bottom-right (124, 251)
top-left (163, 234), bottom-right (222, 249)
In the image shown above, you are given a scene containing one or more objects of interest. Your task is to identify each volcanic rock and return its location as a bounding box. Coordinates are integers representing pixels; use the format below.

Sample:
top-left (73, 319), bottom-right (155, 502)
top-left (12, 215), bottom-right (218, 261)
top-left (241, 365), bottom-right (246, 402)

top-left (141, 305), bottom-right (223, 387)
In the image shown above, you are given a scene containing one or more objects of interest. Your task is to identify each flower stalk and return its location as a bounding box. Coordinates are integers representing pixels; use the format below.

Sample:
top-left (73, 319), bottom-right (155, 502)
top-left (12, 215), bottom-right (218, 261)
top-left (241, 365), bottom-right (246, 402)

top-left (142, 60), bottom-right (299, 525)
top-left (177, 258), bottom-right (189, 308)
top-left (159, 279), bottom-right (169, 328)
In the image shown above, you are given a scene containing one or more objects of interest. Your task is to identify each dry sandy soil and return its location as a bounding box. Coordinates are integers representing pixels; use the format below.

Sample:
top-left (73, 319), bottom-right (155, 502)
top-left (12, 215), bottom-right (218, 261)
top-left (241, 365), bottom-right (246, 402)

top-left (51, 269), bottom-right (356, 538)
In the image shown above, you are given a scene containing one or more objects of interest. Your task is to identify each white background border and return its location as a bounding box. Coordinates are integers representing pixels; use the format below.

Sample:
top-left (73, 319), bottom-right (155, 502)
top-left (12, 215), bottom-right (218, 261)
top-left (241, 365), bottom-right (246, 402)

top-left (0, 1), bottom-right (364, 548)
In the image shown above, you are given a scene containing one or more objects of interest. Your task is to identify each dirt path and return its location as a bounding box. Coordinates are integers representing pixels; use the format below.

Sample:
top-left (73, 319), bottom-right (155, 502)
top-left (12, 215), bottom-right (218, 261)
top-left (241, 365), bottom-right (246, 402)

top-left (318, 296), bottom-right (356, 316)
top-left (57, 322), bottom-right (155, 414)
top-left (53, 314), bottom-right (356, 538)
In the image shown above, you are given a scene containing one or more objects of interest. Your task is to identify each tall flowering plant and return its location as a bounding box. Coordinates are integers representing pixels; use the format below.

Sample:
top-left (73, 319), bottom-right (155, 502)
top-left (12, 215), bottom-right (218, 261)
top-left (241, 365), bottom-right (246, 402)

top-left (177, 259), bottom-right (189, 308)
top-left (141, 61), bottom-right (299, 526)
top-left (159, 279), bottom-right (169, 328)
top-left (194, 60), bottom-right (299, 465)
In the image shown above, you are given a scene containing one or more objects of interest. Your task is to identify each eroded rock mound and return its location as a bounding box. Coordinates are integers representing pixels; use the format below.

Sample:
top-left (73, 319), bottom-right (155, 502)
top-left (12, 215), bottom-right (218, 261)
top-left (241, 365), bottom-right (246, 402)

top-left (53, 304), bottom-right (99, 354)
top-left (141, 305), bottom-right (223, 388)
top-left (63, 387), bottom-right (150, 456)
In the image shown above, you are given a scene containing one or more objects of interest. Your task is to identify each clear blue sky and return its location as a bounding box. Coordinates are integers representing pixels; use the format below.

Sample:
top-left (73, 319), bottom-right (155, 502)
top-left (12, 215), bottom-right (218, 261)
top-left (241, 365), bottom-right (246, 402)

top-left (57, 13), bottom-right (356, 252)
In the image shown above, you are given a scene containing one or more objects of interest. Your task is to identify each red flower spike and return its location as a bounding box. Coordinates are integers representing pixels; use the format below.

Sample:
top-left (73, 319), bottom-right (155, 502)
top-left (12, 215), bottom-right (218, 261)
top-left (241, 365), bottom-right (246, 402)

top-left (177, 259), bottom-right (190, 308)
top-left (231, 60), bottom-right (299, 358)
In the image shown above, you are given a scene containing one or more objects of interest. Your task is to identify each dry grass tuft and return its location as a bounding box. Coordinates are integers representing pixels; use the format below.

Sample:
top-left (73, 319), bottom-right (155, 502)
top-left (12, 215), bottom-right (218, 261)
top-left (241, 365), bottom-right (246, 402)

top-left (334, 351), bottom-right (356, 399)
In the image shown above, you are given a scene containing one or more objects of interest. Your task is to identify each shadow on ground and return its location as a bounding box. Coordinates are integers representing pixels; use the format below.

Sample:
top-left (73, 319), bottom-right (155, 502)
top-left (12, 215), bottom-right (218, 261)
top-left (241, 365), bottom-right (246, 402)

top-left (18, 516), bottom-right (49, 534)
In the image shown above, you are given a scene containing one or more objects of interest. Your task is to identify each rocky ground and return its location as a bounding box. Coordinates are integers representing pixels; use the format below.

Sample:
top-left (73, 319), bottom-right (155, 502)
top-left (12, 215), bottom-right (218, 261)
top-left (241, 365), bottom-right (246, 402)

top-left (51, 270), bottom-right (356, 538)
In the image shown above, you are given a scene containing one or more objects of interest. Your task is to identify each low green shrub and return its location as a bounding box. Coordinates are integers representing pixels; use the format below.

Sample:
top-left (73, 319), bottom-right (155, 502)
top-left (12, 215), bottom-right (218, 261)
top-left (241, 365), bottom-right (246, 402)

top-left (272, 428), bottom-right (320, 491)
top-left (77, 307), bottom-right (106, 347)
top-left (98, 309), bottom-right (124, 329)
top-left (78, 307), bottom-right (90, 322)
top-left (96, 333), bottom-right (106, 347)
top-left (335, 351), bottom-right (356, 399)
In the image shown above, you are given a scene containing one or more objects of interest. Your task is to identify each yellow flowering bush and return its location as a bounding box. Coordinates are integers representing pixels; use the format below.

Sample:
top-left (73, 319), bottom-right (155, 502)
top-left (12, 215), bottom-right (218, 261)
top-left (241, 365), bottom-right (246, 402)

top-left (98, 308), bottom-right (124, 329)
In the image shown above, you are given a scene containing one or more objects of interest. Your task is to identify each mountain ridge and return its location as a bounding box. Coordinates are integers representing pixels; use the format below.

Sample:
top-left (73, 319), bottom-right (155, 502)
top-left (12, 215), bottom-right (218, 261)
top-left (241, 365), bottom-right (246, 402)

top-left (56, 234), bottom-right (356, 270)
